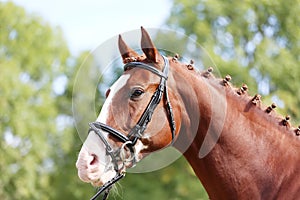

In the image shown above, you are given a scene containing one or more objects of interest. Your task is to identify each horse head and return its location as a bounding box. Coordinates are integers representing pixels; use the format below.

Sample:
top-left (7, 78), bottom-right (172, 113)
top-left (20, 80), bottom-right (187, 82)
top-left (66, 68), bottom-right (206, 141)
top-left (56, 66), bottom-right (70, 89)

top-left (76, 27), bottom-right (183, 189)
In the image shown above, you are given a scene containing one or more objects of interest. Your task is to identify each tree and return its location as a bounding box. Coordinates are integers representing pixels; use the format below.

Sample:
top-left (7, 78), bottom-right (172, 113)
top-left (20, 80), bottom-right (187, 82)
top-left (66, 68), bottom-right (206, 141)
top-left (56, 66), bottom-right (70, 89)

top-left (167, 0), bottom-right (300, 123)
top-left (0, 2), bottom-right (92, 199)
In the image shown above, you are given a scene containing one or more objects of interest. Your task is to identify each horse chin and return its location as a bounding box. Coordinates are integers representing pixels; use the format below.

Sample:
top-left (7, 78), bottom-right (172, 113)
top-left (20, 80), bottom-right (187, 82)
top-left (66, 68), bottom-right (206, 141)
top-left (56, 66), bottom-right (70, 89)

top-left (91, 169), bottom-right (117, 187)
top-left (76, 162), bottom-right (117, 187)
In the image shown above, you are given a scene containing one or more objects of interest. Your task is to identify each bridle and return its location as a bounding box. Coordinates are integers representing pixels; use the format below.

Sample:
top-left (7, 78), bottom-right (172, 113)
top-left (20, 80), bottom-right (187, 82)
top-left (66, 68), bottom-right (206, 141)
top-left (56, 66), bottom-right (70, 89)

top-left (88, 55), bottom-right (176, 200)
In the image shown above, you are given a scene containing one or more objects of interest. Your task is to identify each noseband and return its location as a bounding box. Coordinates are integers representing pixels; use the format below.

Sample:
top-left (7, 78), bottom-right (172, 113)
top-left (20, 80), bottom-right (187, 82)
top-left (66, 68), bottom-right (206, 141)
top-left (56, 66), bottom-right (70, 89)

top-left (88, 55), bottom-right (176, 200)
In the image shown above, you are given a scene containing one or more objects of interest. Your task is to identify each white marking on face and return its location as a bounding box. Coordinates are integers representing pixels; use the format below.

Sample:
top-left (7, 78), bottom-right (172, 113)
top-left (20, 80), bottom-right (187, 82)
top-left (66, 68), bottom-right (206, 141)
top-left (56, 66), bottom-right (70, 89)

top-left (76, 74), bottom-right (131, 186)
top-left (97, 74), bottom-right (130, 123)
top-left (134, 139), bottom-right (148, 162)
top-left (95, 73), bottom-right (148, 165)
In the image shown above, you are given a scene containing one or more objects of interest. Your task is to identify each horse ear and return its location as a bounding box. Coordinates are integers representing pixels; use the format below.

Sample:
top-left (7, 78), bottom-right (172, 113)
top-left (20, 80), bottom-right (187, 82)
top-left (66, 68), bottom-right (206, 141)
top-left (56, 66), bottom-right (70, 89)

top-left (118, 34), bottom-right (139, 63)
top-left (141, 27), bottom-right (160, 63)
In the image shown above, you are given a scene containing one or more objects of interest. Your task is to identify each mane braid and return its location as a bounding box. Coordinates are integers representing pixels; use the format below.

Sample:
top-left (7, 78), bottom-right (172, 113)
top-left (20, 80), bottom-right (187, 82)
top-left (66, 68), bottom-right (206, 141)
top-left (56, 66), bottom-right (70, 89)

top-left (193, 65), bottom-right (300, 140)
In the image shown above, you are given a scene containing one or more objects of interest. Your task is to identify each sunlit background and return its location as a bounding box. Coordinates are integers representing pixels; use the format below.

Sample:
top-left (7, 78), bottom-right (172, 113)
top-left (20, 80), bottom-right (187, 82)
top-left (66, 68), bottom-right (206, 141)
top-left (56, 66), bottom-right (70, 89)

top-left (1, 0), bottom-right (299, 199)
top-left (7, 0), bottom-right (172, 55)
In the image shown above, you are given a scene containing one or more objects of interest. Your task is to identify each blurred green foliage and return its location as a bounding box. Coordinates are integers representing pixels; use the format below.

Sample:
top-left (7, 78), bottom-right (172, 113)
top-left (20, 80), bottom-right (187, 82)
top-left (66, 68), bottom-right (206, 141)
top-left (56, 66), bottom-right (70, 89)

top-left (168, 0), bottom-right (300, 122)
top-left (0, 2), bottom-right (93, 199)
top-left (1, 0), bottom-right (299, 199)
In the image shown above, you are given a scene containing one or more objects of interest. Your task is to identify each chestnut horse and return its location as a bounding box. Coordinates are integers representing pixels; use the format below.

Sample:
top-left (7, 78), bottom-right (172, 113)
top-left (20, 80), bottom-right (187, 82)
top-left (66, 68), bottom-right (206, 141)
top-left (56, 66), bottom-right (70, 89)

top-left (76, 27), bottom-right (300, 199)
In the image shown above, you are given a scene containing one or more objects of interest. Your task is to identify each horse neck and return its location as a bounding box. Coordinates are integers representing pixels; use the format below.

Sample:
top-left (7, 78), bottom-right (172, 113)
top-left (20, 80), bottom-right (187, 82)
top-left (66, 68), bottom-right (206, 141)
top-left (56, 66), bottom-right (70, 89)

top-left (170, 66), bottom-right (300, 198)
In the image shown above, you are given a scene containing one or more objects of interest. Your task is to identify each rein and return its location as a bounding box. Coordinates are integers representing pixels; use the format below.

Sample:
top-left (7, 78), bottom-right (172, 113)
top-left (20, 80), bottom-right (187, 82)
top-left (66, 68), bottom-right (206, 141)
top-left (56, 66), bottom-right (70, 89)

top-left (88, 55), bottom-right (176, 200)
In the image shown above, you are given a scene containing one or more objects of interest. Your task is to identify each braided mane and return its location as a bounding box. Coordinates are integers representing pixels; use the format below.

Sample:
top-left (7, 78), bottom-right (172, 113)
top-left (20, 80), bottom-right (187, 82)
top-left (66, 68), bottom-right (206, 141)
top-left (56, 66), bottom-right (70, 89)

top-left (175, 55), bottom-right (300, 139)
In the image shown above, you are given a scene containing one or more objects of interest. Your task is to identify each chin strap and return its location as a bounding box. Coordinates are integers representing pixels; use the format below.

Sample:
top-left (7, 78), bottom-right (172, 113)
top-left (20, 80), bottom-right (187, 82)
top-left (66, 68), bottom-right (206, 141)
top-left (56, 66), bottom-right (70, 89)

top-left (90, 173), bottom-right (125, 200)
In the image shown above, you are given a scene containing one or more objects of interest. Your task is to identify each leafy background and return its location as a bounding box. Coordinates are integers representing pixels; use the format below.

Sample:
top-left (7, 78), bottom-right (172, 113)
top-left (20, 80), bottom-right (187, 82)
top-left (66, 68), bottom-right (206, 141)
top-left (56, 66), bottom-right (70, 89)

top-left (1, 0), bottom-right (299, 199)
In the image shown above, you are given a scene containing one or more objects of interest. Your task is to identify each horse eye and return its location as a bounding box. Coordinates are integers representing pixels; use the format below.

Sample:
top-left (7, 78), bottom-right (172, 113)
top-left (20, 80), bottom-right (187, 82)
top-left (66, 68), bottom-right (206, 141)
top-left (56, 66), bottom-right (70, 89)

top-left (130, 88), bottom-right (144, 100)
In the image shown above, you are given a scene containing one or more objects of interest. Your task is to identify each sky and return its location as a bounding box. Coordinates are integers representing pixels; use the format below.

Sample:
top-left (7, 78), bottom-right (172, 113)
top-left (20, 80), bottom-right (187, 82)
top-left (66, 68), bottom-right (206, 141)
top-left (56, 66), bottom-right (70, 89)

top-left (5, 0), bottom-right (172, 55)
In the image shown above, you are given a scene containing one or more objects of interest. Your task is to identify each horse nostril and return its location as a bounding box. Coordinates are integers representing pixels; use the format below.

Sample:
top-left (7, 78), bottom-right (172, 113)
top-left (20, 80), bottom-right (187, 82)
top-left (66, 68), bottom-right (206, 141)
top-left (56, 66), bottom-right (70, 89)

top-left (89, 154), bottom-right (98, 165)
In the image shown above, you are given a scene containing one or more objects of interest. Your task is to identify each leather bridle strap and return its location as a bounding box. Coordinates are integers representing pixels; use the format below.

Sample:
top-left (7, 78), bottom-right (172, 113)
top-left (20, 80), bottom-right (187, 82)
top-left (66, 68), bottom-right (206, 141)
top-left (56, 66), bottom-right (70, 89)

top-left (124, 55), bottom-right (176, 145)
top-left (123, 61), bottom-right (168, 79)
top-left (91, 55), bottom-right (175, 147)
top-left (90, 173), bottom-right (125, 200)
top-left (88, 55), bottom-right (176, 200)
